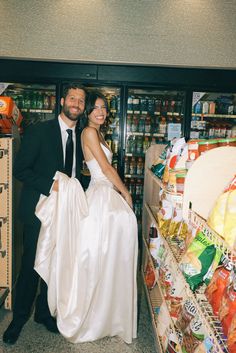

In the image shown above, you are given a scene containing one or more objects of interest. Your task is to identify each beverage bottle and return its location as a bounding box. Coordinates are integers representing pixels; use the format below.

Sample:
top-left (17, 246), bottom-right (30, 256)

top-left (135, 179), bottom-right (143, 196)
top-left (112, 157), bottom-right (118, 170)
top-left (129, 157), bottom-right (137, 175)
top-left (131, 116), bottom-right (138, 132)
top-left (130, 136), bottom-right (136, 154)
top-left (159, 117), bottom-right (167, 135)
top-left (24, 92), bottom-right (31, 109)
top-left (150, 137), bottom-right (156, 146)
top-left (110, 95), bottom-right (117, 111)
top-left (145, 116), bottom-right (151, 133)
top-left (126, 136), bottom-right (132, 153)
top-left (138, 116), bottom-right (145, 133)
top-left (50, 94), bottom-right (56, 111)
top-left (143, 137), bottom-right (150, 153)
top-left (126, 115), bottom-right (132, 133)
top-left (148, 97), bottom-right (155, 114)
top-left (43, 93), bottom-right (51, 110)
top-left (132, 96), bottom-right (140, 113)
top-left (37, 92), bottom-right (44, 109)
top-left (124, 156), bottom-right (130, 175)
top-left (112, 137), bottom-right (119, 154)
top-left (154, 98), bottom-right (161, 114)
top-left (140, 97), bottom-right (148, 112)
top-left (127, 96), bottom-right (133, 112)
top-left (136, 136), bottom-right (143, 154)
top-left (31, 91), bottom-right (37, 109)
top-left (128, 178), bottom-right (136, 195)
top-left (136, 157), bottom-right (144, 175)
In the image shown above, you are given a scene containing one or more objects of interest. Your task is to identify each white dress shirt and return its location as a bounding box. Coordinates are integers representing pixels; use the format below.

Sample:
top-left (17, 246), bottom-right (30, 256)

top-left (58, 115), bottom-right (76, 178)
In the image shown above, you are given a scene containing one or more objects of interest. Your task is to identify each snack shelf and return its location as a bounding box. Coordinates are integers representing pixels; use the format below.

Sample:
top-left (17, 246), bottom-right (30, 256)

top-left (142, 232), bottom-right (183, 353)
top-left (188, 209), bottom-right (236, 264)
top-left (141, 270), bottom-right (164, 353)
top-left (145, 202), bottom-right (229, 353)
top-left (147, 168), bottom-right (183, 201)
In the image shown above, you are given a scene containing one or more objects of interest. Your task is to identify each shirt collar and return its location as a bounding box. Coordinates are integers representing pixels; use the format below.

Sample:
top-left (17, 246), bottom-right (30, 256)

top-left (58, 115), bottom-right (76, 132)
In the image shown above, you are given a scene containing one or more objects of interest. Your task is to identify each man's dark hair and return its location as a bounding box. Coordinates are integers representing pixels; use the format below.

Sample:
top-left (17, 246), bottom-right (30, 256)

top-left (62, 83), bottom-right (87, 100)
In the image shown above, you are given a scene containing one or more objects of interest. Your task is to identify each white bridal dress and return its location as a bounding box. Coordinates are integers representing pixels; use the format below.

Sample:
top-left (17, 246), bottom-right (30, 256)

top-left (34, 144), bottom-right (138, 344)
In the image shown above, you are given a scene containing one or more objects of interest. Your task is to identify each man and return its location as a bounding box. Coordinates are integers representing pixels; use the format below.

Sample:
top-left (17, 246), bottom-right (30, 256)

top-left (3, 83), bottom-right (87, 344)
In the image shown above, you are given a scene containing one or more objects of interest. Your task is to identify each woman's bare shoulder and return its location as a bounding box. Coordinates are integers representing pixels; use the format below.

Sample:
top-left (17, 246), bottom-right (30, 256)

top-left (82, 127), bottom-right (99, 143)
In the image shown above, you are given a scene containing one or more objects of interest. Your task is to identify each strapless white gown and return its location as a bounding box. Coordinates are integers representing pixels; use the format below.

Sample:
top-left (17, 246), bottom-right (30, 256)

top-left (34, 144), bottom-right (138, 344)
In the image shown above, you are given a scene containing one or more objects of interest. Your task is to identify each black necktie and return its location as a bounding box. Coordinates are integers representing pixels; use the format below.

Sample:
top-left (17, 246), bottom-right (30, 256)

top-left (64, 129), bottom-right (74, 177)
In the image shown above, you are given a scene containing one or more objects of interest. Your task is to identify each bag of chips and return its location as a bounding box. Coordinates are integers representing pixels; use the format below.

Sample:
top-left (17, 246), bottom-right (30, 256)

top-left (208, 175), bottom-right (236, 249)
top-left (179, 231), bottom-right (222, 291)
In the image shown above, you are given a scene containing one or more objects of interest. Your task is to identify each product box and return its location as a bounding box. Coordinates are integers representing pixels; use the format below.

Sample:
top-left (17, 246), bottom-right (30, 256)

top-left (0, 96), bottom-right (23, 134)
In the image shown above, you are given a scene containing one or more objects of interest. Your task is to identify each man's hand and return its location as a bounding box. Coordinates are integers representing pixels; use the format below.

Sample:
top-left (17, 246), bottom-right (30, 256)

top-left (52, 180), bottom-right (59, 192)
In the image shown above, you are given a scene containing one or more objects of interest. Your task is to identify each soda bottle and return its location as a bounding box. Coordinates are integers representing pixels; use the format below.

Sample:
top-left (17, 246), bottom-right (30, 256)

top-left (140, 97), bottom-right (148, 112)
top-left (110, 95), bottom-right (117, 111)
top-left (138, 116), bottom-right (145, 133)
top-left (129, 157), bottom-right (137, 175)
top-left (43, 93), bottom-right (51, 110)
top-left (145, 116), bottom-right (151, 133)
top-left (124, 156), bottom-right (130, 175)
top-left (159, 117), bottom-right (167, 135)
top-left (136, 136), bottom-right (143, 154)
top-left (135, 179), bottom-right (143, 196)
top-left (112, 137), bottom-right (119, 154)
top-left (127, 96), bottom-right (133, 112)
top-left (148, 97), bottom-right (155, 114)
top-left (150, 137), bottom-right (156, 146)
top-left (143, 137), bottom-right (150, 153)
top-left (50, 94), bottom-right (56, 111)
top-left (126, 115), bottom-right (132, 133)
top-left (129, 178), bottom-right (136, 195)
top-left (136, 157), bottom-right (144, 175)
top-left (132, 97), bottom-right (140, 113)
top-left (131, 116), bottom-right (138, 132)
top-left (130, 136), bottom-right (136, 154)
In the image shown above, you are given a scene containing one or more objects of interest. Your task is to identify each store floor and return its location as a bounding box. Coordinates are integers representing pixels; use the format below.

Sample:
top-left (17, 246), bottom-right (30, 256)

top-left (0, 277), bottom-right (157, 353)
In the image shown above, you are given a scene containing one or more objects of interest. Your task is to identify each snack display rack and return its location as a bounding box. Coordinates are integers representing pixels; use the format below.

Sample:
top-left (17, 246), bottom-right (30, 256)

top-left (142, 144), bottom-right (236, 353)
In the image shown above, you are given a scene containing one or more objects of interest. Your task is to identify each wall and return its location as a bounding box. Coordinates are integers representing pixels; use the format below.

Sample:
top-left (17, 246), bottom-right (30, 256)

top-left (0, 0), bottom-right (236, 69)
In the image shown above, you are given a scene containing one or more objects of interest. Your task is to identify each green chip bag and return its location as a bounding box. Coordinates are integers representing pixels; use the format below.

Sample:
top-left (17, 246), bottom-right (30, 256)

top-left (179, 231), bottom-right (222, 291)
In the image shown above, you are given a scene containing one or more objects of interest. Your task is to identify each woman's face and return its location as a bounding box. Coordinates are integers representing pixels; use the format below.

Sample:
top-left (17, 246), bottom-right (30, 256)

top-left (88, 98), bottom-right (107, 128)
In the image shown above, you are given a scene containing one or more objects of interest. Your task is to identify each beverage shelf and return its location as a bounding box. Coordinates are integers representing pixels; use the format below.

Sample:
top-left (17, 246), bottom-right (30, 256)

top-left (192, 113), bottom-right (236, 119)
top-left (21, 109), bottom-right (54, 114)
top-left (145, 202), bottom-right (229, 353)
top-left (127, 132), bottom-right (165, 137)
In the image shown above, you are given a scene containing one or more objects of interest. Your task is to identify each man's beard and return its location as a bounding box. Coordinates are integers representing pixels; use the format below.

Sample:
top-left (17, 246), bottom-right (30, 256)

top-left (62, 104), bottom-right (84, 121)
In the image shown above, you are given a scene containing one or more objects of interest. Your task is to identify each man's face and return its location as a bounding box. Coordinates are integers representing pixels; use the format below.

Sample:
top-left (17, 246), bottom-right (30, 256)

top-left (61, 88), bottom-right (86, 121)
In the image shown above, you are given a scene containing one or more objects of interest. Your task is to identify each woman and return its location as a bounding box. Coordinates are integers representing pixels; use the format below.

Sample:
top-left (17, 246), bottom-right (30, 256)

top-left (34, 91), bottom-right (138, 344)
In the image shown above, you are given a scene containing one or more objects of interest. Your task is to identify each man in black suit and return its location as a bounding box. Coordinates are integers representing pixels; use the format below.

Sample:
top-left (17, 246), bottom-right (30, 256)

top-left (3, 83), bottom-right (87, 344)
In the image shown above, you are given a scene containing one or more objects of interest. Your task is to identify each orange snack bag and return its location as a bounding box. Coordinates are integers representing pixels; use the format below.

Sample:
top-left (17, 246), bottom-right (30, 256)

top-left (205, 260), bottom-right (232, 316)
top-left (218, 281), bottom-right (236, 336)
top-left (228, 313), bottom-right (236, 353)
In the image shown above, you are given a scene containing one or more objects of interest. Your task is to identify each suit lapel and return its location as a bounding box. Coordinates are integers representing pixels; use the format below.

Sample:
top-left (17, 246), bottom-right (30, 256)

top-left (51, 118), bottom-right (64, 171)
top-left (76, 127), bottom-right (83, 179)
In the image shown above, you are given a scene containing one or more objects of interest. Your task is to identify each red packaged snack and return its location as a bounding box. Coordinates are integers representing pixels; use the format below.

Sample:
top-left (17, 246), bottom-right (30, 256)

top-left (228, 313), bottom-right (236, 353)
top-left (205, 262), bottom-right (232, 315)
top-left (145, 263), bottom-right (156, 289)
top-left (219, 281), bottom-right (236, 336)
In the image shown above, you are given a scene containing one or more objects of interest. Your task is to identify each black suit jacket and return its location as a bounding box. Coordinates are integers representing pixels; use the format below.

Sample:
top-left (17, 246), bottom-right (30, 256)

top-left (13, 118), bottom-right (83, 224)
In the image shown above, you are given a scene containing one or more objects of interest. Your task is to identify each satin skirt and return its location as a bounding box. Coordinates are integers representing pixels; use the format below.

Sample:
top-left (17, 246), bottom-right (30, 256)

top-left (34, 172), bottom-right (138, 344)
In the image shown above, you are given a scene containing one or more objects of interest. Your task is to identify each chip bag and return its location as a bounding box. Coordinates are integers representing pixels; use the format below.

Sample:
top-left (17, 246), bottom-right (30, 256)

top-left (179, 231), bottom-right (222, 291)
top-left (208, 175), bottom-right (236, 249)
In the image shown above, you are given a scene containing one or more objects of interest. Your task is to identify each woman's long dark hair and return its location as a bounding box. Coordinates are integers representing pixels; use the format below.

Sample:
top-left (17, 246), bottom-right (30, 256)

top-left (85, 91), bottom-right (109, 131)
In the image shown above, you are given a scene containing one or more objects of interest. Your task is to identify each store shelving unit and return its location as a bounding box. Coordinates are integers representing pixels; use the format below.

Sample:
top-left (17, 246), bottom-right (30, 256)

top-left (0, 133), bottom-right (22, 309)
top-left (142, 144), bottom-right (236, 353)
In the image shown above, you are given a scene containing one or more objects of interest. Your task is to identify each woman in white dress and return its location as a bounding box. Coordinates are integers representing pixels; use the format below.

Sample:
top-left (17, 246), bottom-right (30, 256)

top-left (34, 91), bottom-right (138, 344)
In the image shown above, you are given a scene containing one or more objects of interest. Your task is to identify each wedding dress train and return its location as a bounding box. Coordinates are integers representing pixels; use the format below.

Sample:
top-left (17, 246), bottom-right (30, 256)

top-left (34, 144), bottom-right (138, 343)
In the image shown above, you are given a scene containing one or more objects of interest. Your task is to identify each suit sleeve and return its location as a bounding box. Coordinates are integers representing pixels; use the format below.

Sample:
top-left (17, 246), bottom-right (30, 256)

top-left (13, 124), bottom-right (54, 196)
